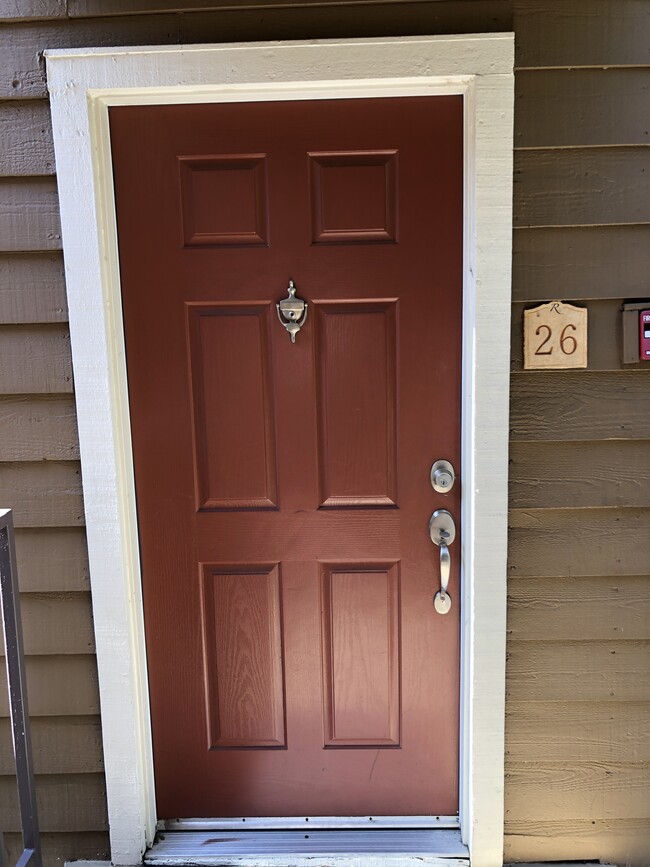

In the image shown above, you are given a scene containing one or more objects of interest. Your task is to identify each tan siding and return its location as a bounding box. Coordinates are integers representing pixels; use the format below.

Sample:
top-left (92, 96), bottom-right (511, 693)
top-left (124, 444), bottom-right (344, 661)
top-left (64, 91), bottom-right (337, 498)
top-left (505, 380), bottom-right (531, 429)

top-left (0, 101), bottom-right (54, 176)
top-left (0, 593), bottom-right (95, 655)
top-left (0, 656), bottom-right (99, 717)
top-left (13, 528), bottom-right (90, 592)
top-left (514, 0), bottom-right (650, 68)
top-left (67, 0), bottom-right (455, 15)
top-left (510, 371), bottom-right (650, 442)
top-left (0, 178), bottom-right (61, 251)
top-left (0, 773), bottom-right (107, 831)
top-left (516, 69), bottom-right (650, 149)
top-left (508, 4), bottom-right (650, 859)
top-left (0, 462), bottom-right (83, 527)
top-left (0, 716), bottom-right (104, 774)
top-left (507, 640), bottom-right (650, 702)
top-left (0, 253), bottom-right (67, 324)
top-left (504, 818), bottom-right (650, 864)
top-left (509, 441), bottom-right (650, 509)
top-left (506, 701), bottom-right (650, 763)
top-left (508, 508), bottom-right (650, 578)
top-left (0, 397), bottom-right (79, 461)
top-left (513, 225), bottom-right (650, 302)
top-left (67, 0), bottom-right (511, 16)
top-left (514, 147), bottom-right (650, 228)
top-left (4, 832), bottom-right (109, 867)
top-left (0, 1), bottom-right (67, 22)
top-left (508, 577), bottom-right (650, 641)
top-left (0, 17), bottom-right (181, 98)
top-left (0, 326), bottom-right (72, 394)
top-left (505, 761), bottom-right (650, 822)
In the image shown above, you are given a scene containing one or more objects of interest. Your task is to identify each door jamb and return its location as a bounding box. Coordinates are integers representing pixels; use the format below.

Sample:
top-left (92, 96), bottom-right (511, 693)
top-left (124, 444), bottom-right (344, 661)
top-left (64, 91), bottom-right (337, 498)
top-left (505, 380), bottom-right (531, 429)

top-left (45, 35), bottom-right (514, 867)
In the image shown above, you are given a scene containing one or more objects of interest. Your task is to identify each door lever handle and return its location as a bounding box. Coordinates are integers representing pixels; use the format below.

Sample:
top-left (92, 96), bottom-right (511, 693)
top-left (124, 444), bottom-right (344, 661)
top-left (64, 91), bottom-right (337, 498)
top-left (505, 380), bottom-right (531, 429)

top-left (429, 509), bottom-right (456, 614)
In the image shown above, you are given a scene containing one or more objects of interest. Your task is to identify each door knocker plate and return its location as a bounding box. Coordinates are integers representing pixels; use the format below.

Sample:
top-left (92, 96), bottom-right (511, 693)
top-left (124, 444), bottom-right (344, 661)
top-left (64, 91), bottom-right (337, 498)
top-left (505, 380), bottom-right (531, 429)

top-left (276, 280), bottom-right (308, 343)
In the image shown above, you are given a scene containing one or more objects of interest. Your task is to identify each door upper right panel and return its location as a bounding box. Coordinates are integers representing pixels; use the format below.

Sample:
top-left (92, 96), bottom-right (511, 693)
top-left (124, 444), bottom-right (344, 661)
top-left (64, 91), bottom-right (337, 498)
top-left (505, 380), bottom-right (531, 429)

top-left (109, 95), bottom-right (463, 819)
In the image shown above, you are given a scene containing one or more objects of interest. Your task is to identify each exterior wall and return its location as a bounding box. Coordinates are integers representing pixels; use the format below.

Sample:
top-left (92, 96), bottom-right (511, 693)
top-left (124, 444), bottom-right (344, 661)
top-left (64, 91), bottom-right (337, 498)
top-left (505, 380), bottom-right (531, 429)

top-left (0, 2), bottom-right (647, 866)
top-left (506, 3), bottom-right (650, 862)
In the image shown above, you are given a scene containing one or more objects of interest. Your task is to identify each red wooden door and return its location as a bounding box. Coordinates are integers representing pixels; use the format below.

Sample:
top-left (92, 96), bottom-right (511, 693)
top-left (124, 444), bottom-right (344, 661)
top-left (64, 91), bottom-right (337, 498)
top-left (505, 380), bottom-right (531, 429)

top-left (109, 95), bottom-right (463, 819)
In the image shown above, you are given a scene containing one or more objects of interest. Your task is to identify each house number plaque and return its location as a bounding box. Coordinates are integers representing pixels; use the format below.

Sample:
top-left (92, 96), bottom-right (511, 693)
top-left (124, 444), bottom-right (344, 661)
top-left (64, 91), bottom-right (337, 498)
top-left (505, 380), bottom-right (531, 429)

top-left (524, 301), bottom-right (588, 370)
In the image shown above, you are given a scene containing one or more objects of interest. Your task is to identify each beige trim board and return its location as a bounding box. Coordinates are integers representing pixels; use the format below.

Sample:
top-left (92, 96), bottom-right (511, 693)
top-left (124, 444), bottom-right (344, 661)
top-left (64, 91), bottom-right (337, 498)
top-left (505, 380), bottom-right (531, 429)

top-left (46, 35), bottom-right (514, 867)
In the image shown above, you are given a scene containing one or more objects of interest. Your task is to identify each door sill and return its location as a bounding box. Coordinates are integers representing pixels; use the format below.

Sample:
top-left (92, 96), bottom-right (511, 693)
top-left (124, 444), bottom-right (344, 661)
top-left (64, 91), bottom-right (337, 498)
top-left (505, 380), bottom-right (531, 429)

top-left (158, 816), bottom-right (459, 831)
top-left (145, 829), bottom-right (469, 865)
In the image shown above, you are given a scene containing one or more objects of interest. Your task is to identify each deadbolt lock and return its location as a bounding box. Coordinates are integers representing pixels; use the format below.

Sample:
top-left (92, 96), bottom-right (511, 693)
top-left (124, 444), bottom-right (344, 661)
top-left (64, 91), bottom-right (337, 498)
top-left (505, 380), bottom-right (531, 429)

top-left (430, 459), bottom-right (455, 493)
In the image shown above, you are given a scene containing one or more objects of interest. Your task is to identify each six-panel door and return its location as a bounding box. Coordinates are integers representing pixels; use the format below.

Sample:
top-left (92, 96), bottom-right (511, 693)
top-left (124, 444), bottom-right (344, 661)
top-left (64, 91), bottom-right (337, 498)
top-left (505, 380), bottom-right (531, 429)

top-left (109, 95), bottom-right (463, 818)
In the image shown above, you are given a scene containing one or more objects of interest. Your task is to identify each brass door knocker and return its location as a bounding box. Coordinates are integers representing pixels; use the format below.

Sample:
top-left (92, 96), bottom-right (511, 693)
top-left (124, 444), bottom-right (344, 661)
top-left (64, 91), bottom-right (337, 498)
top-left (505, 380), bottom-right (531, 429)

top-left (276, 280), bottom-right (308, 343)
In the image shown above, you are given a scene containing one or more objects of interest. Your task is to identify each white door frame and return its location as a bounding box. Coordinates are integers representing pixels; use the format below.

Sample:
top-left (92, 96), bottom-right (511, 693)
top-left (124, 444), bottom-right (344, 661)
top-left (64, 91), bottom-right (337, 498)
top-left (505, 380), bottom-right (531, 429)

top-left (46, 35), bottom-right (513, 867)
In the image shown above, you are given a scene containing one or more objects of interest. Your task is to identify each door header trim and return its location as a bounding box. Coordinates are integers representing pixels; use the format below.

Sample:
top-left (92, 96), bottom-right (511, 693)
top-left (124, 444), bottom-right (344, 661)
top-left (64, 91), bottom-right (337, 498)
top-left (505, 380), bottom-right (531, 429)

top-left (45, 34), bottom-right (514, 867)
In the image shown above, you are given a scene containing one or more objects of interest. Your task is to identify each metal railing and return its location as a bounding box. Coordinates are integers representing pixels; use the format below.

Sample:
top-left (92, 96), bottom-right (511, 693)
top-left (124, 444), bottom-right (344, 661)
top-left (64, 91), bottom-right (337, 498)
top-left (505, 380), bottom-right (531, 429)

top-left (0, 510), bottom-right (42, 867)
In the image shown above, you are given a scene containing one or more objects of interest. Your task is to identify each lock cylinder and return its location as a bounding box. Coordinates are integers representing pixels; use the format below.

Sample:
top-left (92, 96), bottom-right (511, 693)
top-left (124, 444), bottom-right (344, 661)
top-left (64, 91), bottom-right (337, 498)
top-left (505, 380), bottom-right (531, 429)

top-left (430, 460), bottom-right (456, 493)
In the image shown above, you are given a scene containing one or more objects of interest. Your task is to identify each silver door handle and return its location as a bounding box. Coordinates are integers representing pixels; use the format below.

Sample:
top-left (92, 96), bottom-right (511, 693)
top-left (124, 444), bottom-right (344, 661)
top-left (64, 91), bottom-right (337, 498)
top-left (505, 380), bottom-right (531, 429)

top-left (429, 509), bottom-right (456, 614)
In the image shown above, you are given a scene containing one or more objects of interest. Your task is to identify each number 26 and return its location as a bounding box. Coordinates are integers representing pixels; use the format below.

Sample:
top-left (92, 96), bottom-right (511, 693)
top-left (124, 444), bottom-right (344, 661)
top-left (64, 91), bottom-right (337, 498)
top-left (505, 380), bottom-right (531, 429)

top-left (535, 323), bottom-right (578, 356)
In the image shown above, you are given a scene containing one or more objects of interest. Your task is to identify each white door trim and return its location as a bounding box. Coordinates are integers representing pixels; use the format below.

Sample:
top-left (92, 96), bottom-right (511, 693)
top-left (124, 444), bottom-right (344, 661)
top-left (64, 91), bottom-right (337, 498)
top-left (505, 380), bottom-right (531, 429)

top-left (45, 34), bottom-right (514, 867)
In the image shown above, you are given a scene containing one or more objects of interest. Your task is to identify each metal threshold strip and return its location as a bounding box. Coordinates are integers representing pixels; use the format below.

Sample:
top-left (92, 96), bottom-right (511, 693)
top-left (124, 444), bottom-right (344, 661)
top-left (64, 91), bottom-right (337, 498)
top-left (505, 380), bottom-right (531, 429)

top-left (146, 818), bottom-right (468, 866)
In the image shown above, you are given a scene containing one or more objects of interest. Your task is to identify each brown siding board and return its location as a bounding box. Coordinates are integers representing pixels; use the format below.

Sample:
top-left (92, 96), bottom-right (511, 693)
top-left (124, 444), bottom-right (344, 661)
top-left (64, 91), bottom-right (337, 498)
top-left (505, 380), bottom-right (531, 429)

top-left (0, 397), bottom-right (79, 461)
top-left (0, 253), bottom-right (67, 324)
top-left (0, 462), bottom-right (83, 528)
top-left (508, 441), bottom-right (650, 510)
top-left (514, 148), bottom-right (650, 228)
top-left (0, 326), bottom-right (72, 394)
top-left (4, 832), bottom-right (109, 867)
top-left (13, 528), bottom-right (89, 592)
top-left (180, 0), bottom-right (512, 44)
top-left (514, 0), bottom-right (650, 69)
top-left (507, 577), bottom-right (650, 641)
top-left (69, 0), bottom-right (379, 13)
top-left (0, 773), bottom-right (107, 832)
top-left (504, 818), bottom-right (650, 866)
top-left (506, 640), bottom-right (650, 702)
top-left (506, 701), bottom-right (650, 763)
top-left (0, 100), bottom-right (54, 177)
top-left (2, 16), bottom-right (179, 99)
top-left (510, 372), bottom-right (650, 442)
top-left (504, 761), bottom-right (650, 822)
top-left (70, 0), bottom-right (390, 12)
top-left (516, 69), bottom-right (650, 149)
top-left (0, 178), bottom-right (61, 251)
top-left (513, 225), bottom-right (650, 303)
top-left (0, 655), bottom-right (99, 716)
top-left (511, 299), bottom-right (649, 372)
top-left (68, 0), bottom-right (510, 20)
top-left (0, 593), bottom-right (95, 655)
top-left (178, 1), bottom-right (512, 41)
top-left (0, 716), bottom-right (103, 774)
top-left (0, 0), bottom-right (66, 21)
top-left (508, 508), bottom-right (650, 578)
top-left (2, 5), bottom-right (510, 99)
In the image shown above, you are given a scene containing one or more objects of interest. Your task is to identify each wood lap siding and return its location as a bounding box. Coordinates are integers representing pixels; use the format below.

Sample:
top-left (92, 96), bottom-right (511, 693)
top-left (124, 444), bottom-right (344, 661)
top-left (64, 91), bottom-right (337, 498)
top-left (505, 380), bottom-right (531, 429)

top-left (507, 2), bottom-right (650, 864)
top-left (0, 1), bottom-right (648, 865)
top-left (0, 5), bottom-right (106, 863)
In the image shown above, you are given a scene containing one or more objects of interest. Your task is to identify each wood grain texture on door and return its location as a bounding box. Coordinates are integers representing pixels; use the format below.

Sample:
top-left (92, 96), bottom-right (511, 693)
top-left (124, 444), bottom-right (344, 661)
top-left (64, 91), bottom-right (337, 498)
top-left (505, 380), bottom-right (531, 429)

top-left (109, 95), bottom-right (463, 819)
